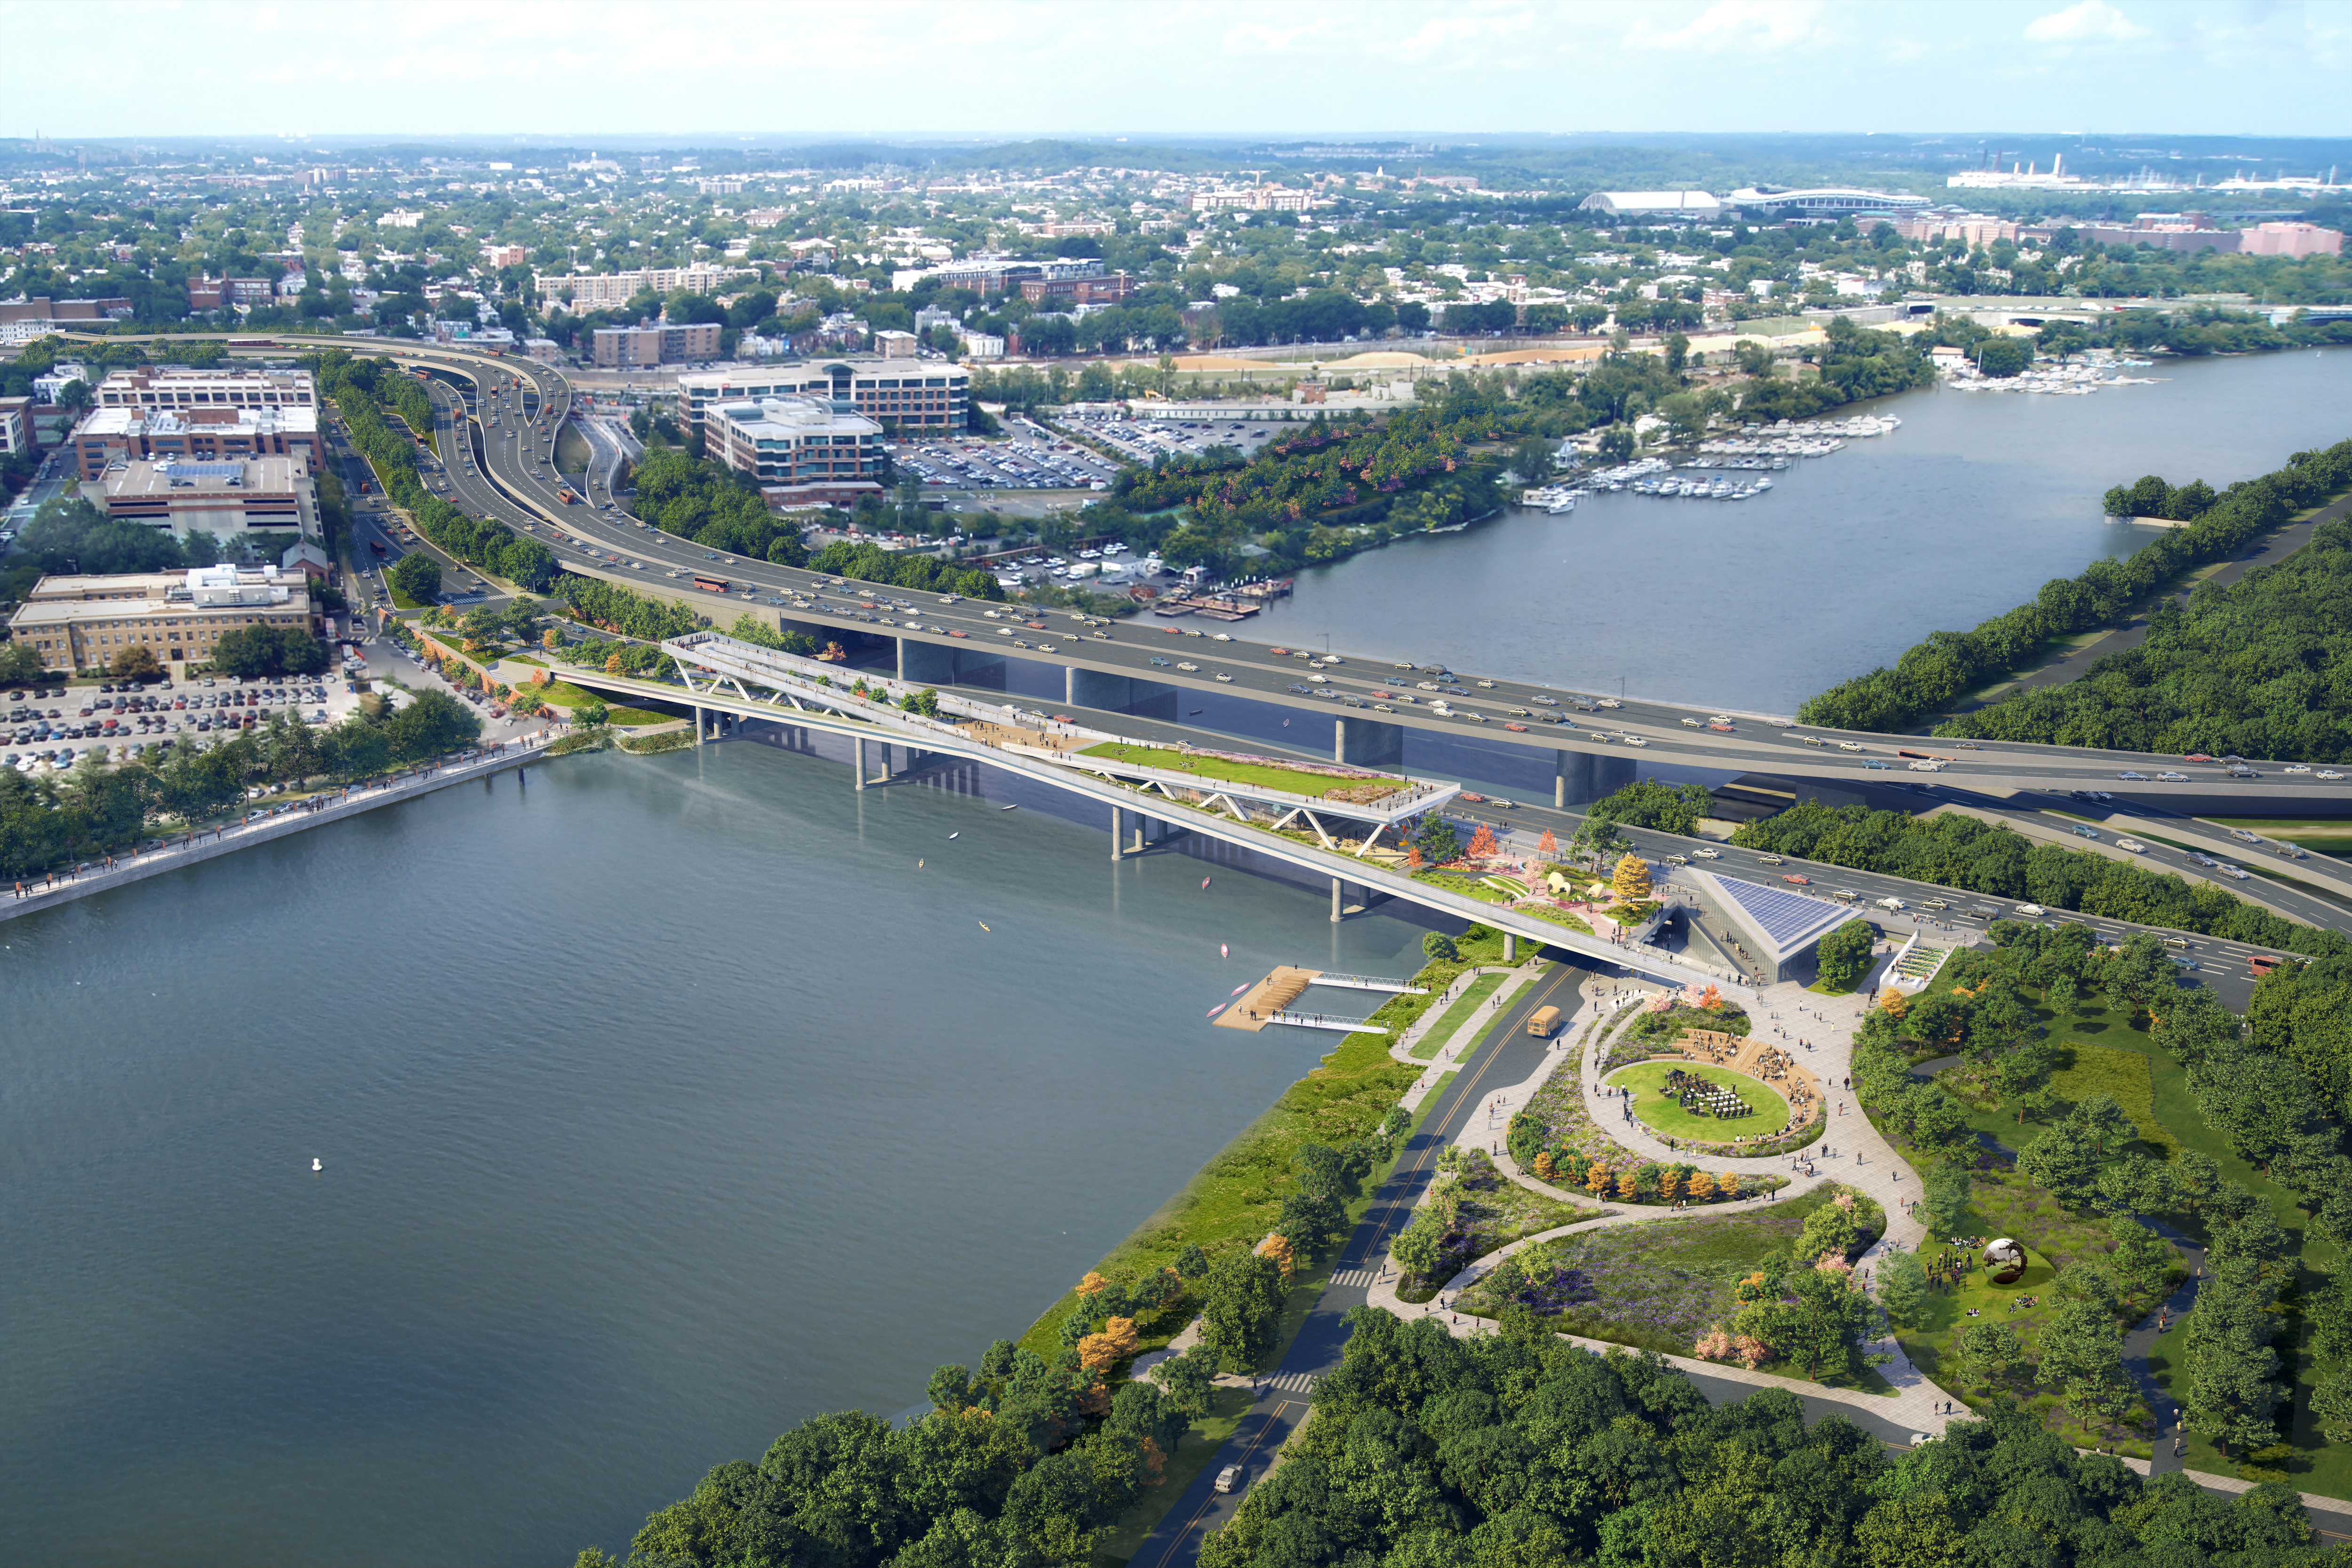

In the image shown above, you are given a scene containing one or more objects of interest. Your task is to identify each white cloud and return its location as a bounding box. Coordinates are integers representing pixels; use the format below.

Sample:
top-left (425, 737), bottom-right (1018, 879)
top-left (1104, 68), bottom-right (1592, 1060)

top-left (1625, 0), bottom-right (1829, 53)
top-left (2023, 0), bottom-right (2150, 44)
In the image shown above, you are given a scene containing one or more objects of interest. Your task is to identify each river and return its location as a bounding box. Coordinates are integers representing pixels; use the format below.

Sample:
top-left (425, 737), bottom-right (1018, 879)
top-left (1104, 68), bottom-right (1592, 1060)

top-left (1253, 349), bottom-right (2352, 714)
top-left (6, 349), bottom-right (2347, 1568)
top-left (0, 741), bottom-right (1434, 1568)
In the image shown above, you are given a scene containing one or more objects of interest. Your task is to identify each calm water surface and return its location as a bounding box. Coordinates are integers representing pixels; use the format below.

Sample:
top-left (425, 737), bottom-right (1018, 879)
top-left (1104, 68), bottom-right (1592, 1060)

top-left (7, 351), bottom-right (2349, 1568)
top-left (1256, 350), bottom-right (2352, 711)
top-left (0, 742), bottom-right (1433, 1568)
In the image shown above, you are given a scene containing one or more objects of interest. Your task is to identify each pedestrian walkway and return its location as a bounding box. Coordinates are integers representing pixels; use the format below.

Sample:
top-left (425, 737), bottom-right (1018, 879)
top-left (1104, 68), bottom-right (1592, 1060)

top-left (1358, 968), bottom-right (1964, 1440)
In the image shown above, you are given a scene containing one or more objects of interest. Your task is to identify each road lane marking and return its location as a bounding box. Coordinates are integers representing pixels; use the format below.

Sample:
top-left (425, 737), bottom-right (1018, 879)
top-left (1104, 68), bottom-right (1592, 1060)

top-left (1151, 1399), bottom-right (1295, 1568)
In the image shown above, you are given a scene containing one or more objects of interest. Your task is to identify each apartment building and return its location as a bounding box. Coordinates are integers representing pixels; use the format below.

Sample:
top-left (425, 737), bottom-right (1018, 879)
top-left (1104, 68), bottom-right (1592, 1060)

top-left (675, 359), bottom-right (970, 436)
top-left (7, 565), bottom-right (317, 674)
top-left (533, 265), bottom-right (745, 309)
top-left (94, 366), bottom-right (316, 412)
top-left (483, 243), bottom-right (529, 269)
top-left (591, 321), bottom-right (724, 368)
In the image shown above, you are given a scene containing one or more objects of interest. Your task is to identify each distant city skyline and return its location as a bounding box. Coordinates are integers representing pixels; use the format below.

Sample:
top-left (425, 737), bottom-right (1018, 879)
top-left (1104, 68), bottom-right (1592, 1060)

top-left (5, 0), bottom-right (2348, 141)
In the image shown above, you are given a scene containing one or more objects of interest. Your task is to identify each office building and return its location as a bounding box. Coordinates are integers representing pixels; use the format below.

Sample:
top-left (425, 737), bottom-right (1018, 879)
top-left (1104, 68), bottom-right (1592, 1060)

top-left (675, 359), bottom-right (970, 435)
top-left (873, 329), bottom-right (920, 358)
top-left (70, 396), bottom-right (320, 481)
top-left (591, 321), bottom-right (724, 368)
top-left (95, 454), bottom-right (322, 541)
top-left (701, 394), bottom-right (884, 508)
top-left (483, 243), bottom-right (529, 269)
top-left (7, 565), bottom-right (317, 674)
top-left (2240, 222), bottom-right (2343, 258)
top-left (0, 396), bottom-right (31, 456)
top-left (1018, 272), bottom-right (1136, 306)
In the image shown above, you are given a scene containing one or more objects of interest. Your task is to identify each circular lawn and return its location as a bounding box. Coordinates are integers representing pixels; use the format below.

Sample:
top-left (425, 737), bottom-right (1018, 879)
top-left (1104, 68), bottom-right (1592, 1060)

top-left (1605, 1061), bottom-right (1790, 1142)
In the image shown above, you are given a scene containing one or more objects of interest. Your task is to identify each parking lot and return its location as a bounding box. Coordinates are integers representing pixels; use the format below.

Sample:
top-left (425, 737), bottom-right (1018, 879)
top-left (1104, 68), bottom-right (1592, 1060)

top-left (7, 671), bottom-right (361, 776)
top-left (1062, 413), bottom-right (1284, 465)
top-left (886, 422), bottom-right (1120, 493)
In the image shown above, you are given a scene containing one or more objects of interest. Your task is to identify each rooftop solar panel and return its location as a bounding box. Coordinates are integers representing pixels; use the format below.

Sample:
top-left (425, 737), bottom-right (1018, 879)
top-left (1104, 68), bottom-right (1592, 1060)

top-left (1714, 876), bottom-right (1849, 952)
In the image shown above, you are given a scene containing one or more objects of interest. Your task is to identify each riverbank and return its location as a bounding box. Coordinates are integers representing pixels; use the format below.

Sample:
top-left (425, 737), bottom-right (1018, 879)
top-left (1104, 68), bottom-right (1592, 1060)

top-left (0, 736), bottom-right (560, 924)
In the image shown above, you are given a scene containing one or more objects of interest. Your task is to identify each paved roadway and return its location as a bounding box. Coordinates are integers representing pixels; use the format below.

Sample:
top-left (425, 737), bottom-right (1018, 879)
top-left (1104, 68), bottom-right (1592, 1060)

top-left (176, 336), bottom-right (2352, 810)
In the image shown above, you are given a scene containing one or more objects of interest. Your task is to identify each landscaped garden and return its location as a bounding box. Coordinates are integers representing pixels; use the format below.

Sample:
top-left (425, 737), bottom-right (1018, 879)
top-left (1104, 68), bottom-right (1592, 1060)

top-left (1391, 1144), bottom-right (1597, 1303)
top-left (1607, 1061), bottom-right (1789, 1141)
top-left (1853, 920), bottom-right (2352, 1488)
top-left (1454, 1183), bottom-right (1891, 1391)
top-left (1075, 742), bottom-right (1405, 803)
top-left (1510, 1048), bottom-right (1788, 1201)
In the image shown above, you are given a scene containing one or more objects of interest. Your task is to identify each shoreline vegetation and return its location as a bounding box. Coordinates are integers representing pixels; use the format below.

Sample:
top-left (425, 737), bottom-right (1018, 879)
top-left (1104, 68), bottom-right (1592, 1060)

top-left (1796, 439), bottom-right (2352, 734)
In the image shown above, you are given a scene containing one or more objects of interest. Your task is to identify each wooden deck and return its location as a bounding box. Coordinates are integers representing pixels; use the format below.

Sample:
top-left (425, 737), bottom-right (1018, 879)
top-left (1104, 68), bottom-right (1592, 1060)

top-left (1216, 966), bottom-right (1320, 1031)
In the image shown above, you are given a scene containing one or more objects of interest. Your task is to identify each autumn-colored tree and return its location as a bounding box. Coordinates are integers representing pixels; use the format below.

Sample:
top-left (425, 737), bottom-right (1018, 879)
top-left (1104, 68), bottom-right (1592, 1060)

top-left (1255, 1233), bottom-right (1296, 1281)
top-left (1532, 1151), bottom-right (1557, 1182)
top-left (1076, 1315), bottom-right (1139, 1377)
top-left (604, 651), bottom-right (623, 675)
top-left (1615, 1173), bottom-right (1641, 1201)
top-left (1538, 828), bottom-right (1557, 855)
top-left (1880, 988), bottom-right (1910, 1020)
top-left (1688, 1171), bottom-right (1718, 1202)
top-left (1406, 844), bottom-right (1425, 868)
top-left (1076, 1271), bottom-right (1109, 1301)
top-left (542, 628), bottom-right (563, 649)
top-left (1611, 853), bottom-right (1653, 905)
top-left (1698, 984), bottom-right (1721, 1011)
top-left (1585, 1162), bottom-right (1611, 1196)
top-left (1659, 1168), bottom-right (1686, 1203)
top-left (1467, 824), bottom-right (1500, 860)
top-left (1694, 1325), bottom-right (1734, 1361)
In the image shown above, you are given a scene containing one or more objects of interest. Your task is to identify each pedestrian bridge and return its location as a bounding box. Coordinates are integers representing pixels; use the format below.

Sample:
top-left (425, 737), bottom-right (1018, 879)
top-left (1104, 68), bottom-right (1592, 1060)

top-left (549, 629), bottom-right (1759, 999)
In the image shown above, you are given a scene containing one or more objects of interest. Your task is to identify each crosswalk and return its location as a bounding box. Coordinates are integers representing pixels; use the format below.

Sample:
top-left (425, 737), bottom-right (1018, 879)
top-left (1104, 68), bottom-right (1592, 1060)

top-left (1265, 1370), bottom-right (1319, 1393)
top-left (1329, 1268), bottom-right (1378, 1288)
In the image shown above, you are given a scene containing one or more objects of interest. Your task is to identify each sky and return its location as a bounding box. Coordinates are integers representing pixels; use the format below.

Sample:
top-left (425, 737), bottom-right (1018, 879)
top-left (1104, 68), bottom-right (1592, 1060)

top-left (4, 0), bottom-right (2348, 142)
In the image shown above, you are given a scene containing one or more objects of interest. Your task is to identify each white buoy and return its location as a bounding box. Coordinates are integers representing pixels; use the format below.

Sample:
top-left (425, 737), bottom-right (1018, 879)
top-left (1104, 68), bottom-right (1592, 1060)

top-left (312, 1158), bottom-right (322, 1172)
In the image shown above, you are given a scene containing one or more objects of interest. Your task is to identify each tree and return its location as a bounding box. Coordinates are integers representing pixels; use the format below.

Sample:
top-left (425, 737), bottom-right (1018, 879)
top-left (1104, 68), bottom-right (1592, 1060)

top-left (108, 644), bottom-right (161, 679)
top-left (389, 550), bottom-right (442, 602)
top-left (1390, 1208), bottom-right (1447, 1285)
top-left (210, 625), bottom-right (329, 678)
top-left (2312, 1370), bottom-right (2352, 1444)
top-left (2018, 1118), bottom-right (2102, 1210)
top-left (1815, 920), bottom-right (1874, 990)
top-left (926, 1363), bottom-right (976, 1412)
top-left (1919, 1165), bottom-right (1971, 1236)
top-left (2036, 1298), bottom-right (2131, 1424)
top-left (1610, 853), bottom-right (1652, 906)
top-left (1955, 1320), bottom-right (2024, 1386)
top-left (576, 700), bottom-right (609, 728)
top-left (1876, 1246), bottom-right (1928, 1325)
top-left (1975, 336), bottom-right (2031, 378)
top-left (2183, 1287), bottom-right (2283, 1457)
top-left (1150, 1344), bottom-right (1216, 1428)
top-left (0, 642), bottom-right (44, 681)
top-left (1422, 931), bottom-right (1458, 963)
top-left (1197, 1249), bottom-right (1287, 1373)
top-left (383, 687), bottom-right (482, 760)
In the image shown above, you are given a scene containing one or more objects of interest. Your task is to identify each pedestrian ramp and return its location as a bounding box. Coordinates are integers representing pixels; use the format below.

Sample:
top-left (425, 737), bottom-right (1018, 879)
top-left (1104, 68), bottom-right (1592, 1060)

top-left (1328, 1268), bottom-right (1378, 1287)
top-left (1265, 1370), bottom-right (1320, 1393)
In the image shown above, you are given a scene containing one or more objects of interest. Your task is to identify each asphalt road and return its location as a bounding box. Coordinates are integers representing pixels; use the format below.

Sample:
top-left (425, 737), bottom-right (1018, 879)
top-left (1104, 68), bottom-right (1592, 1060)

top-left (1133, 960), bottom-right (1589, 1568)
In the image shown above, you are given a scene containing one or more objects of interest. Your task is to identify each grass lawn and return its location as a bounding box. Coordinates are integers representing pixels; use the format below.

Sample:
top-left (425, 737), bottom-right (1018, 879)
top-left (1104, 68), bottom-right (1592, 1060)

top-left (1606, 1062), bottom-right (1789, 1142)
top-left (1900, 1240), bottom-right (2158, 1456)
top-left (1396, 1146), bottom-right (1599, 1304)
top-left (533, 679), bottom-right (611, 707)
top-left (1075, 741), bottom-right (1402, 803)
top-left (387, 586), bottom-right (423, 609)
top-left (1458, 1186), bottom-right (1896, 1393)
top-left (504, 653), bottom-right (548, 668)
top-left (1409, 973), bottom-right (1506, 1060)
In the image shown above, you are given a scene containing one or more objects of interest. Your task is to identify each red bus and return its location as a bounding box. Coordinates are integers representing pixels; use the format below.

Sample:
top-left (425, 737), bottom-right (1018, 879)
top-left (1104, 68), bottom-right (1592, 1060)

top-left (693, 574), bottom-right (729, 594)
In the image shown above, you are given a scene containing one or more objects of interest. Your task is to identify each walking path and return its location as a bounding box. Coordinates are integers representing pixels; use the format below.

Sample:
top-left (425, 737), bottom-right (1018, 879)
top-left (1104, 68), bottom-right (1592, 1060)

top-left (2, 732), bottom-right (565, 923)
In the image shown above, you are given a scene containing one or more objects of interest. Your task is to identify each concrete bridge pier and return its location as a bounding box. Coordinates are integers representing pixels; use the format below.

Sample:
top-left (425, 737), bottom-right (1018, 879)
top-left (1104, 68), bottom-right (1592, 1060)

top-left (1504, 932), bottom-right (1518, 961)
top-left (853, 735), bottom-right (866, 790)
top-left (1331, 877), bottom-right (1344, 923)
top-left (693, 706), bottom-right (703, 746)
top-left (1112, 805), bottom-right (1124, 861)
top-left (1334, 716), bottom-right (1405, 769)
top-left (1067, 666), bottom-right (1180, 719)
top-left (1555, 748), bottom-right (1637, 810)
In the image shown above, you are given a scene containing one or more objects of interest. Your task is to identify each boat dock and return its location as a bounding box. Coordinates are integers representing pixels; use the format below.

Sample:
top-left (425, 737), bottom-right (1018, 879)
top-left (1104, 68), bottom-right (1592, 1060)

top-left (1215, 966), bottom-right (1410, 1032)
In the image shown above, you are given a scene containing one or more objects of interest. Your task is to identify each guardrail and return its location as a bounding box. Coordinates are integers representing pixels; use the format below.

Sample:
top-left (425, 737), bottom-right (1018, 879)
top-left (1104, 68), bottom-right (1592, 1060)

top-left (1312, 973), bottom-right (1427, 994)
top-left (1263, 1010), bottom-right (1385, 1034)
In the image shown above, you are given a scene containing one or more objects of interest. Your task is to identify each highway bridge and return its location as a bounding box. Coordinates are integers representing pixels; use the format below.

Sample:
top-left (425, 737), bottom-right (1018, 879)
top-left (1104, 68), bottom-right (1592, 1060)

top-left (75, 334), bottom-right (2352, 975)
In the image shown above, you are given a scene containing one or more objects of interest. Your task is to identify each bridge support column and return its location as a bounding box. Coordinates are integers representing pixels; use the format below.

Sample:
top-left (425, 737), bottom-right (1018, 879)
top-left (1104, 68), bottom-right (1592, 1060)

top-left (898, 637), bottom-right (954, 686)
top-left (1335, 716), bottom-right (1405, 769)
top-left (1331, 877), bottom-right (1343, 923)
top-left (1504, 932), bottom-right (1518, 961)
top-left (1112, 805), bottom-right (1124, 861)
top-left (693, 706), bottom-right (703, 747)
top-left (1555, 748), bottom-right (1636, 809)
top-left (853, 736), bottom-right (866, 790)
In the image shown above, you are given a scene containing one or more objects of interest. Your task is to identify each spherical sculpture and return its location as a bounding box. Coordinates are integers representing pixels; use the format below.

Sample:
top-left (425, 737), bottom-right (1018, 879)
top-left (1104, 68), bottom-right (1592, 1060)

top-left (1984, 1236), bottom-right (2026, 1285)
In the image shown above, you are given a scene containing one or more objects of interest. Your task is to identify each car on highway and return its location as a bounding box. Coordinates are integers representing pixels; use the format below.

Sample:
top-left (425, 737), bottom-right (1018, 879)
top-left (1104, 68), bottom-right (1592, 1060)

top-left (2014, 903), bottom-right (2048, 916)
top-left (2117, 770), bottom-right (2148, 780)
top-left (2185, 753), bottom-right (2214, 762)
top-left (1503, 722), bottom-right (1528, 732)
top-left (1215, 672), bottom-right (1233, 683)
top-left (1782, 873), bottom-right (1811, 885)
top-left (1624, 736), bottom-right (1647, 747)
top-left (1176, 661), bottom-right (1199, 672)
top-left (1861, 759), bottom-right (1890, 769)
top-left (1595, 698), bottom-right (1620, 708)
top-left (1838, 740), bottom-right (1865, 752)
top-left (2117, 838), bottom-right (2147, 853)
top-left (2157, 771), bottom-right (2189, 782)
top-left (1691, 847), bottom-right (1719, 859)
top-left (1876, 896), bottom-right (1906, 911)
top-left (1756, 854), bottom-right (1783, 865)
top-left (1216, 1465), bottom-right (1243, 1495)
top-left (1663, 853), bottom-right (1689, 865)
top-left (2323, 771), bottom-right (2346, 780)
